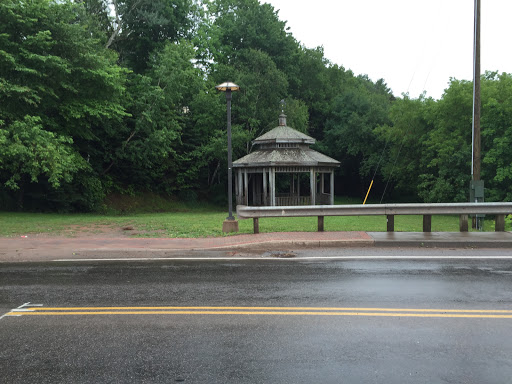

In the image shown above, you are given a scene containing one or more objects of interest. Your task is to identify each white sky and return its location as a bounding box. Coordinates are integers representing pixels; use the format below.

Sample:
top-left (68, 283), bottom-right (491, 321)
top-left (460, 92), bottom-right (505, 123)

top-left (263, 0), bottom-right (512, 99)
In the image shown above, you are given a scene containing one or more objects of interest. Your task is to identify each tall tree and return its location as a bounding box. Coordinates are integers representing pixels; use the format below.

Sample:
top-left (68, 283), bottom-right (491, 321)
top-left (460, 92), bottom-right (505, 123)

top-left (478, 72), bottom-right (512, 201)
top-left (0, 0), bottom-right (127, 209)
top-left (375, 94), bottom-right (433, 201)
top-left (206, 0), bottom-right (298, 71)
top-left (107, 0), bottom-right (198, 73)
top-left (320, 75), bottom-right (393, 197)
top-left (417, 78), bottom-right (473, 202)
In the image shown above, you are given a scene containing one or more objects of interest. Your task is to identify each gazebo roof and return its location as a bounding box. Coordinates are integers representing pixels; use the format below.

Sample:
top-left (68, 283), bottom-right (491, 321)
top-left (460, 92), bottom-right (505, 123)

top-left (253, 125), bottom-right (316, 145)
top-left (233, 147), bottom-right (340, 168)
top-left (233, 112), bottom-right (339, 169)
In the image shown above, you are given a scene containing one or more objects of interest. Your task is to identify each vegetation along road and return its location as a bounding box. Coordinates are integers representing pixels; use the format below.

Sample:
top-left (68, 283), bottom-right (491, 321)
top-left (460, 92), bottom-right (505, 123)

top-left (2, 0), bottom-right (512, 212)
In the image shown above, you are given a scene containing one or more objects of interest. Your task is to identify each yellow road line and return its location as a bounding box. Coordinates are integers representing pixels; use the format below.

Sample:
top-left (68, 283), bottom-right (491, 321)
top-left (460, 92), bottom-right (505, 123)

top-left (6, 310), bottom-right (512, 319)
top-left (26, 306), bottom-right (512, 314)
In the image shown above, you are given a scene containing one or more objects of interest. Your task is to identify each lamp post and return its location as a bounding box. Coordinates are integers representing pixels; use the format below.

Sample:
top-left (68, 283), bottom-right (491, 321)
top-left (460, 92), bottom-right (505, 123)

top-left (216, 81), bottom-right (240, 233)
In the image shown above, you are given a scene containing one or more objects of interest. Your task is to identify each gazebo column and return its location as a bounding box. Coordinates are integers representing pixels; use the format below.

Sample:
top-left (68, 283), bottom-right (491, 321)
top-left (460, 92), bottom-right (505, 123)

top-left (234, 170), bottom-right (239, 205)
top-left (270, 168), bottom-right (276, 206)
top-left (330, 170), bottom-right (335, 205)
top-left (237, 169), bottom-right (243, 205)
top-left (262, 168), bottom-right (267, 206)
top-left (297, 174), bottom-right (300, 199)
top-left (252, 174), bottom-right (257, 205)
top-left (310, 168), bottom-right (316, 205)
top-left (244, 170), bottom-right (249, 205)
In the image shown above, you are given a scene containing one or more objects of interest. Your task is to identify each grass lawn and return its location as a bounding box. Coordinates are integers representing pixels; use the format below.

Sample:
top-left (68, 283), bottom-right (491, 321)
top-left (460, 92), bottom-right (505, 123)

top-left (0, 210), bottom-right (509, 238)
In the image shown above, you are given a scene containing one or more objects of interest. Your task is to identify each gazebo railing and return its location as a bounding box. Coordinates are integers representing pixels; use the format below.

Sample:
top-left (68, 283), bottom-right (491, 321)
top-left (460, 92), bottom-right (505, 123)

top-left (316, 193), bottom-right (331, 205)
top-left (240, 192), bottom-right (327, 206)
top-left (276, 194), bottom-right (311, 206)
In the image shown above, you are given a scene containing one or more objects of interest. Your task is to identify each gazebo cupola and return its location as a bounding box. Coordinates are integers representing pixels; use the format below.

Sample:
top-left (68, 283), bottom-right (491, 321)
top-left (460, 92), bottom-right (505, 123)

top-left (233, 113), bottom-right (340, 206)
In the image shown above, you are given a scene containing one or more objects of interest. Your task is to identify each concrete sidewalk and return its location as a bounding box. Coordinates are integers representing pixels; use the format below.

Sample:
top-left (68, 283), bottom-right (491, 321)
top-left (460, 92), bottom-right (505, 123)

top-left (1, 231), bottom-right (512, 262)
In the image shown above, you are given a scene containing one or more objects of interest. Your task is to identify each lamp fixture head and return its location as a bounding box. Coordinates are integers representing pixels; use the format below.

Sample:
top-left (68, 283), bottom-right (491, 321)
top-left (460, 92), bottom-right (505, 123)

top-left (215, 82), bottom-right (240, 92)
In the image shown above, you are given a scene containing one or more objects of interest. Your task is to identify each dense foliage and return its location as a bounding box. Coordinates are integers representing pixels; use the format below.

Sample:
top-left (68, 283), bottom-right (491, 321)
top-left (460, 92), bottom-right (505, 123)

top-left (1, 0), bottom-right (511, 211)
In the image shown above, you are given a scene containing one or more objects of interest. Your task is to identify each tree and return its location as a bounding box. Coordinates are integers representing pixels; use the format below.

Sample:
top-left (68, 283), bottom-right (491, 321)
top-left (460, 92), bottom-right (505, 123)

top-left (213, 49), bottom-right (289, 144)
top-left (480, 72), bottom-right (512, 201)
top-left (205, 0), bottom-right (298, 72)
top-left (375, 94), bottom-right (433, 201)
top-left (320, 75), bottom-right (393, 198)
top-left (0, 0), bottom-right (128, 209)
top-left (417, 78), bottom-right (474, 202)
top-left (96, 41), bottom-right (204, 193)
top-left (107, 0), bottom-right (198, 73)
top-left (0, 116), bottom-right (87, 208)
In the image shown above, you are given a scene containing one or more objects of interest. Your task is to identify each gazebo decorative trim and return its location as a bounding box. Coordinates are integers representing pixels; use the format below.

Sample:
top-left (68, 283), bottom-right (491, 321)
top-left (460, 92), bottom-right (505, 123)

top-left (233, 113), bottom-right (340, 206)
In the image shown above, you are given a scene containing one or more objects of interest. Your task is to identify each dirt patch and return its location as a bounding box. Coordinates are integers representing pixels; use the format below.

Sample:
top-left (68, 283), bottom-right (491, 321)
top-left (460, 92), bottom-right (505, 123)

top-left (22, 224), bottom-right (132, 238)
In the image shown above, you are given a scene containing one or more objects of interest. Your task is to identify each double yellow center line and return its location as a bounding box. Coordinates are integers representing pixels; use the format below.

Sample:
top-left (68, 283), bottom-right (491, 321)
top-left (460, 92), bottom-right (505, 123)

top-left (5, 306), bottom-right (512, 318)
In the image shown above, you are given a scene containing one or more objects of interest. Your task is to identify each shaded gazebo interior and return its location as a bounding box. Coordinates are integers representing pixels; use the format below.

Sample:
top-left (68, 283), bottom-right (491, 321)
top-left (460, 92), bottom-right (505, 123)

top-left (233, 113), bottom-right (340, 206)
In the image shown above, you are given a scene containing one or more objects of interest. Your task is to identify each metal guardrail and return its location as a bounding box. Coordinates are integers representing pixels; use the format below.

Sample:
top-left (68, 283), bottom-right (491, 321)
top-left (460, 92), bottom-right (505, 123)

top-left (236, 203), bottom-right (512, 233)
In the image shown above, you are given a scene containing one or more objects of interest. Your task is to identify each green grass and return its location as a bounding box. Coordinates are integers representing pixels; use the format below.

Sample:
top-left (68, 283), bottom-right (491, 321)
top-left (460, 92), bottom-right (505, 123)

top-left (1, 194), bottom-right (509, 237)
top-left (0, 210), bottom-right (509, 238)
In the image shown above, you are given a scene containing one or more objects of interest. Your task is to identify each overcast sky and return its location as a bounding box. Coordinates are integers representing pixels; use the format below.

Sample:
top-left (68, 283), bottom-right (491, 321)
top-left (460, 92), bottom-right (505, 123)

top-left (263, 0), bottom-right (512, 99)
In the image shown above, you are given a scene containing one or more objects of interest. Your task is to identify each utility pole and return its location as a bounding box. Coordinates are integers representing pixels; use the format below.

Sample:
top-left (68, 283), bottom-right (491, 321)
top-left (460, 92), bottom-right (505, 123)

top-left (471, 0), bottom-right (484, 229)
top-left (472, 0), bottom-right (481, 181)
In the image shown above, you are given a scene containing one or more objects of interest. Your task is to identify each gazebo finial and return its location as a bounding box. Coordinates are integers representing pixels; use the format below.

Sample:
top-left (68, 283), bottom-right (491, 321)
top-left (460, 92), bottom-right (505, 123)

top-left (279, 100), bottom-right (287, 126)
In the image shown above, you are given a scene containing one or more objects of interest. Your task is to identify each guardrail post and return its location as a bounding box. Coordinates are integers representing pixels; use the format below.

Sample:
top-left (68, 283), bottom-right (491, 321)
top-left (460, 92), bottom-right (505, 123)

top-left (318, 216), bottom-right (324, 232)
top-left (460, 215), bottom-right (469, 232)
top-left (495, 214), bottom-right (505, 232)
top-left (253, 218), bottom-right (259, 234)
top-left (386, 215), bottom-right (394, 232)
top-left (423, 215), bottom-right (432, 232)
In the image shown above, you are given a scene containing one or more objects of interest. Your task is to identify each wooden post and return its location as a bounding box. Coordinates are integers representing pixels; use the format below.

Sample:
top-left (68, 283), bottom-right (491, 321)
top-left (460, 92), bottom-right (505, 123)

top-left (495, 214), bottom-right (505, 232)
top-left (244, 170), bottom-right (249, 205)
top-left (471, 0), bottom-right (482, 229)
top-left (330, 170), bottom-right (334, 205)
top-left (310, 168), bottom-right (316, 205)
top-left (472, 0), bottom-right (481, 182)
top-left (271, 168), bottom-right (276, 206)
top-left (253, 218), bottom-right (259, 234)
top-left (318, 216), bottom-right (324, 232)
top-left (262, 168), bottom-right (267, 206)
top-left (234, 171), bottom-right (238, 205)
top-left (460, 215), bottom-right (469, 232)
top-left (251, 174), bottom-right (256, 206)
top-left (238, 169), bottom-right (243, 204)
top-left (423, 215), bottom-right (432, 232)
top-left (387, 215), bottom-right (394, 232)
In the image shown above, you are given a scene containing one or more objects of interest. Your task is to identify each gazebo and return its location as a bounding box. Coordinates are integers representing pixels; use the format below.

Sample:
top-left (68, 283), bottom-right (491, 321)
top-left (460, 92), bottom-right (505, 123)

top-left (234, 113), bottom-right (340, 206)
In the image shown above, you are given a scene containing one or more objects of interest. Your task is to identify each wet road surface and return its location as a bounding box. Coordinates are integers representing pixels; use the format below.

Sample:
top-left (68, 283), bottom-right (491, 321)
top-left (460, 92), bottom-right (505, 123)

top-left (1, 252), bottom-right (512, 383)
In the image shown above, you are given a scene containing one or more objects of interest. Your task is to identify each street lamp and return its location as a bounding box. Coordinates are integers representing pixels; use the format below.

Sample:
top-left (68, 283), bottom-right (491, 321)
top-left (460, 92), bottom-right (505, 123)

top-left (216, 81), bottom-right (240, 233)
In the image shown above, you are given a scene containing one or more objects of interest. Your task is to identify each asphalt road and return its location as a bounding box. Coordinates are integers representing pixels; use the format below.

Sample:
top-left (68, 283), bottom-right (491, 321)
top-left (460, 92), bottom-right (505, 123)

top-left (1, 250), bottom-right (512, 383)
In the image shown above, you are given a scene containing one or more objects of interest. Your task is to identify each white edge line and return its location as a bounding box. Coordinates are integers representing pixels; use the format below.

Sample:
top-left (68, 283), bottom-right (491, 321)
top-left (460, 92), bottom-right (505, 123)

top-left (53, 256), bottom-right (512, 262)
top-left (0, 302), bottom-right (37, 320)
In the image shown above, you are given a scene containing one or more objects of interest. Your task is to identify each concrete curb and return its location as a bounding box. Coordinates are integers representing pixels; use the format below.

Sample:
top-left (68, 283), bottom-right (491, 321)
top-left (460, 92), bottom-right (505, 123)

top-left (368, 231), bottom-right (512, 249)
top-left (373, 240), bottom-right (512, 248)
top-left (1, 231), bottom-right (512, 262)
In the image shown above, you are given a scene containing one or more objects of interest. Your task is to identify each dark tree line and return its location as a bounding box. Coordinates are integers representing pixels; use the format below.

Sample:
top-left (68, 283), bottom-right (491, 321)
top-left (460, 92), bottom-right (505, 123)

top-left (1, 0), bottom-right (511, 211)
